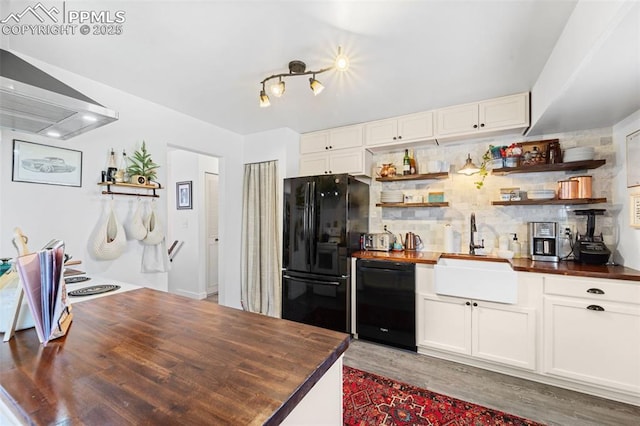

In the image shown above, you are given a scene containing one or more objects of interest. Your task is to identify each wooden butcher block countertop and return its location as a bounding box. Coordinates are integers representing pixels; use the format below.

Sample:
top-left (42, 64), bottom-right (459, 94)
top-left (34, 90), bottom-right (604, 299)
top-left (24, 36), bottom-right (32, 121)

top-left (352, 251), bottom-right (640, 282)
top-left (0, 288), bottom-right (349, 425)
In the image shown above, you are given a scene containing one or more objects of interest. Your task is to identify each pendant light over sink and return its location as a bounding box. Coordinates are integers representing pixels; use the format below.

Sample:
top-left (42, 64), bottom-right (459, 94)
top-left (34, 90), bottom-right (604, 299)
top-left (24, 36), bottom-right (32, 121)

top-left (458, 154), bottom-right (481, 175)
top-left (259, 46), bottom-right (349, 107)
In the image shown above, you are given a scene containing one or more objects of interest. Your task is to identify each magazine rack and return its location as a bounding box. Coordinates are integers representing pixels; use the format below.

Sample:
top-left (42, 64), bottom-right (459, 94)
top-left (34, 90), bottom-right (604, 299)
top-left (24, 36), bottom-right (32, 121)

top-left (2, 228), bottom-right (30, 342)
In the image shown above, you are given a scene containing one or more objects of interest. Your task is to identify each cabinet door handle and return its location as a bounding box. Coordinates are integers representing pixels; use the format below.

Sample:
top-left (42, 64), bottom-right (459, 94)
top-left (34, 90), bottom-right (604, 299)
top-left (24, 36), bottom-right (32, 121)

top-left (587, 288), bottom-right (605, 295)
top-left (473, 302), bottom-right (478, 307)
top-left (398, 135), bottom-right (402, 139)
top-left (480, 123), bottom-right (485, 128)
top-left (392, 136), bottom-right (397, 140)
top-left (587, 305), bottom-right (605, 311)
top-left (465, 301), bottom-right (471, 306)
top-left (329, 145), bottom-right (332, 149)
top-left (473, 124), bottom-right (478, 129)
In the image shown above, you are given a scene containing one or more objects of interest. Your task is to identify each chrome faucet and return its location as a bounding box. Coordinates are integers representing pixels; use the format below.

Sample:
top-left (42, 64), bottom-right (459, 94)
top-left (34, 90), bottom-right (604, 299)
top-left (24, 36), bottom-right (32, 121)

top-left (469, 212), bottom-right (485, 255)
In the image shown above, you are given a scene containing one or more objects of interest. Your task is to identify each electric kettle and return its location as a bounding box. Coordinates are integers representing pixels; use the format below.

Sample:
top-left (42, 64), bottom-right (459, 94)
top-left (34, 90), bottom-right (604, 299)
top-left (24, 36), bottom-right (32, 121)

top-left (402, 232), bottom-right (423, 251)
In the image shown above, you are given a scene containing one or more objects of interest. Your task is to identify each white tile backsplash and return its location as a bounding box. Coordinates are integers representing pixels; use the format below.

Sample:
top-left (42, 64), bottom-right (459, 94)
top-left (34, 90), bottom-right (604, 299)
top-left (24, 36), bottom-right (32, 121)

top-left (370, 127), bottom-right (617, 256)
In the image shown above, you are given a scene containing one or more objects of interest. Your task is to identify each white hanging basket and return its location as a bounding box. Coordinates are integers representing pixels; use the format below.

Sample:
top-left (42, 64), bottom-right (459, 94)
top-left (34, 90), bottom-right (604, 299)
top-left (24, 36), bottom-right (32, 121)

top-left (91, 203), bottom-right (127, 260)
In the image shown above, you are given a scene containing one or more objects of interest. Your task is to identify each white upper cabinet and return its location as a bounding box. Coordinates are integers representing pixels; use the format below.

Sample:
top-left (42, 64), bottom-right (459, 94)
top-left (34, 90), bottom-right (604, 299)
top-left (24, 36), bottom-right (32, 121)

top-left (300, 131), bottom-right (331, 155)
top-left (300, 124), bottom-right (363, 155)
top-left (365, 111), bottom-right (434, 148)
top-left (436, 92), bottom-right (530, 141)
top-left (298, 148), bottom-right (372, 177)
top-left (299, 124), bottom-right (369, 176)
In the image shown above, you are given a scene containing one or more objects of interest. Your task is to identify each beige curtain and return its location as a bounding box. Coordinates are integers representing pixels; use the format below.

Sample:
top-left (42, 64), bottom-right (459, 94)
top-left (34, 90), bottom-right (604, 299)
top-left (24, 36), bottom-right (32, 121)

top-left (241, 160), bottom-right (281, 317)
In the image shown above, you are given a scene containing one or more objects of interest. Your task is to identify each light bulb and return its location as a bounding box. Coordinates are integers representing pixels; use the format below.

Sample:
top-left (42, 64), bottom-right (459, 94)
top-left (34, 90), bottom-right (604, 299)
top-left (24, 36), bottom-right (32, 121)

top-left (334, 46), bottom-right (349, 71)
top-left (309, 77), bottom-right (325, 95)
top-left (270, 79), bottom-right (285, 97)
top-left (259, 90), bottom-right (271, 107)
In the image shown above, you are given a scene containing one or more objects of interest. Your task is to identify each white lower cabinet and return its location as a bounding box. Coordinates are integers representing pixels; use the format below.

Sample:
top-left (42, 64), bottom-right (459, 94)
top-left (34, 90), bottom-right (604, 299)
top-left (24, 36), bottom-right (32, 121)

top-left (418, 294), bottom-right (536, 370)
top-left (543, 276), bottom-right (640, 396)
top-left (419, 295), bottom-right (470, 354)
top-left (415, 265), bottom-right (640, 405)
top-left (416, 265), bottom-right (538, 371)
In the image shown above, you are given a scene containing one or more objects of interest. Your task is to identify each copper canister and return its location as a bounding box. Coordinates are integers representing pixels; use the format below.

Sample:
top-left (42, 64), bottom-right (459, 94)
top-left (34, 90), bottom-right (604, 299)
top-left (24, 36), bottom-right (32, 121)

top-left (558, 179), bottom-right (579, 199)
top-left (571, 175), bottom-right (592, 199)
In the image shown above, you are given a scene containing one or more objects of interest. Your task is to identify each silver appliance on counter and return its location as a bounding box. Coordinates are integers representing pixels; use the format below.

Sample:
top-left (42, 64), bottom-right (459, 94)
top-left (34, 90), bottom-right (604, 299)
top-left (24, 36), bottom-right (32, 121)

top-left (529, 222), bottom-right (559, 262)
top-left (362, 233), bottom-right (393, 251)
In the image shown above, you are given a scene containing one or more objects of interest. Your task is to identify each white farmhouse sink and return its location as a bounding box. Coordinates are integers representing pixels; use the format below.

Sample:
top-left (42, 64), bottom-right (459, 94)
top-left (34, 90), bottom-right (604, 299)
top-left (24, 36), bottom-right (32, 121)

top-left (434, 257), bottom-right (517, 304)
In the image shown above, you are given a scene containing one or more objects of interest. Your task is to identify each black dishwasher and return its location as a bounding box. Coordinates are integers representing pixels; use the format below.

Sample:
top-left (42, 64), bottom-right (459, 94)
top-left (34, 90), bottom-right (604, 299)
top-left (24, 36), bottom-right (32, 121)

top-left (356, 259), bottom-right (416, 351)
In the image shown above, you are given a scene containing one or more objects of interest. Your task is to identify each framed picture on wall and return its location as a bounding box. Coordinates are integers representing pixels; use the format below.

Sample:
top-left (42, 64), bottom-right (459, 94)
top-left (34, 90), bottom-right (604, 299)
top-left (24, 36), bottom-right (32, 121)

top-left (626, 129), bottom-right (640, 187)
top-left (12, 140), bottom-right (82, 187)
top-left (176, 181), bottom-right (192, 209)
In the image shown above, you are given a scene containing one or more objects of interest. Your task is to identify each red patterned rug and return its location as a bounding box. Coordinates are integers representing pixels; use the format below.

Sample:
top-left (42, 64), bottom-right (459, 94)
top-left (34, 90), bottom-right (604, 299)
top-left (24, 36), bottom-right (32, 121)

top-left (343, 365), bottom-right (544, 425)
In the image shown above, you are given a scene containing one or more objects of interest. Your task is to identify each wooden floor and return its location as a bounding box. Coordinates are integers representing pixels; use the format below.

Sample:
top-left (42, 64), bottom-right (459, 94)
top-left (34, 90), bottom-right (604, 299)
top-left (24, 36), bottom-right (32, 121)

top-left (343, 339), bottom-right (640, 426)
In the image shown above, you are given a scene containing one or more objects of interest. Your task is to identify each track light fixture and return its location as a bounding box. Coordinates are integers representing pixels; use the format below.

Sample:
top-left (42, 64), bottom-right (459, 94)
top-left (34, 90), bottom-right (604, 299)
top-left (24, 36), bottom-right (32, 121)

top-left (259, 46), bottom-right (348, 107)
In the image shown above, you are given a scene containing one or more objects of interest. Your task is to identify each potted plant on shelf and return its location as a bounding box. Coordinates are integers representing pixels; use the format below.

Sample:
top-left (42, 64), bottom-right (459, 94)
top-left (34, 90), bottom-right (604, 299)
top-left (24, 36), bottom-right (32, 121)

top-left (127, 141), bottom-right (159, 186)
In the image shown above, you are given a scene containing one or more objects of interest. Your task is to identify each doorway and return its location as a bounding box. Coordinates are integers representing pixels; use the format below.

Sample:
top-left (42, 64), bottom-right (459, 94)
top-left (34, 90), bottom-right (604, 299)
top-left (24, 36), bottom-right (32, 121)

top-left (205, 172), bottom-right (219, 297)
top-left (166, 149), bottom-right (220, 300)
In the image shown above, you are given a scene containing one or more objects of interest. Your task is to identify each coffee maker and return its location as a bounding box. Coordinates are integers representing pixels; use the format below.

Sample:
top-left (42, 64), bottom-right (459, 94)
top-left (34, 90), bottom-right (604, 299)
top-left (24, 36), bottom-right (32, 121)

top-left (574, 209), bottom-right (611, 265)
top-left (529, 222), bottom-right (559, 262)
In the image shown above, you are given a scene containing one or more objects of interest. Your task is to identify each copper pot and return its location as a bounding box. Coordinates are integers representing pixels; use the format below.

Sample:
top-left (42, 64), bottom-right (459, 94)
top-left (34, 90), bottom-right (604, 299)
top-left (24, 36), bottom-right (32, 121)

top-left (557, 179), bottom-right (579, 199)
top-left (571, 175), bottom-right (592, 199)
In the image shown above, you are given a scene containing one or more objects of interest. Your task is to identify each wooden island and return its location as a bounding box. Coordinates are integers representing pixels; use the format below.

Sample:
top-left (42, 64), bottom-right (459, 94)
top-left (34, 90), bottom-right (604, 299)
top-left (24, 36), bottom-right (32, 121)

top-left (0, 288), bottom-right (349, 425)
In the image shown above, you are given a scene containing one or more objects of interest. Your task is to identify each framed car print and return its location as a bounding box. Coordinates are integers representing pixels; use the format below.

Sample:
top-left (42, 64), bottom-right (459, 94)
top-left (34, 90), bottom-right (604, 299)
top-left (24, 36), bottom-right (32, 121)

top-left (12, 140), bottom-right (82, 187)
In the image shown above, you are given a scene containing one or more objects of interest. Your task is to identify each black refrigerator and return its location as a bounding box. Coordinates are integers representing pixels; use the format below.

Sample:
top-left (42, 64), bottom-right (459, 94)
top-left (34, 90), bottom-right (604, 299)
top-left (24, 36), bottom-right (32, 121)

top-left (282, 174), bottom-right (369, 333)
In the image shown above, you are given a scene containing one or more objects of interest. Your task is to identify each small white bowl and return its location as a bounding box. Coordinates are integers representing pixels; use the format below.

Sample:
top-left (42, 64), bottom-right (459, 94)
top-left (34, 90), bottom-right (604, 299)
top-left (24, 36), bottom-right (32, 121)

top-left (496, 249), bottom-right (514, 259)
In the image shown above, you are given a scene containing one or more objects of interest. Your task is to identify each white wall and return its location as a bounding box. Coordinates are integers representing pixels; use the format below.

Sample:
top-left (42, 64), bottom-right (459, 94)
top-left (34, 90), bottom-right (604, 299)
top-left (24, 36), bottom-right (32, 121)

top-left (0, 51), bottom-right (244, 304)
top-left (613, 109), bottom-right (640, 269)
top-left (244, 127), bottom-right (300, 177)
top-left (530, 0), bottom-right (632, 129)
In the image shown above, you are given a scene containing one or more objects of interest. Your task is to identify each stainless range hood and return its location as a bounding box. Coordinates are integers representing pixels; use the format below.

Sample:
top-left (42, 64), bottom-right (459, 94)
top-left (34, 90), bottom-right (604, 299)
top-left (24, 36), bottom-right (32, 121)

top-left (0, 49), bottom-right (118, 140)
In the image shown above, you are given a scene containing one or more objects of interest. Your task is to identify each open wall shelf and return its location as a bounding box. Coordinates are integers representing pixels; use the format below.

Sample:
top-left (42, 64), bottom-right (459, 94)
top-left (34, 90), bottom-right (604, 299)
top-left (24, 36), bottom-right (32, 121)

top-left (376, 172), bottom-right (449, 182)
top-left (376, 202), bottom-right (449, 208)
top-left (491, 159), bottom-right (606, 176)
top-left (492, 198), bottom-right (607, 206)
top-left (98, 182), bottom-right (162, 198)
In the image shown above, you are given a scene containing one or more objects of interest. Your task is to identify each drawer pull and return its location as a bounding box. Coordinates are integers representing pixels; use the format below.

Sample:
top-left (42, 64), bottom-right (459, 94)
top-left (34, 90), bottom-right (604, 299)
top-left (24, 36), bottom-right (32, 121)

top-left (587, 288), bottom-right (605, 295)
top-left (586, 305), bottom-right (605, 312)
top-left (379, 328), bottom-right (389, 333)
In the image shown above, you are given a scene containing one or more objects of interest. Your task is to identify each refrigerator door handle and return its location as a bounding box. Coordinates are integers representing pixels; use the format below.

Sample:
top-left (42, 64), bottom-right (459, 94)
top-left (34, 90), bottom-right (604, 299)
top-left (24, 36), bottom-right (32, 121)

top-left (303, 181), bottom-right (310, 268)
top-left (282, 274), bottom-right (341, 286)
top-left (309, 180), bottom-right (317, 266)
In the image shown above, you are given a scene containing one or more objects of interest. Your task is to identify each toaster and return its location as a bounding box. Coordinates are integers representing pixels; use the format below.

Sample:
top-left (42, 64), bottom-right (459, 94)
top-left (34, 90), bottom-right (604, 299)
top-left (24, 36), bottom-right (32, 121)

top-left (363, 233), bottom-right (393, 251)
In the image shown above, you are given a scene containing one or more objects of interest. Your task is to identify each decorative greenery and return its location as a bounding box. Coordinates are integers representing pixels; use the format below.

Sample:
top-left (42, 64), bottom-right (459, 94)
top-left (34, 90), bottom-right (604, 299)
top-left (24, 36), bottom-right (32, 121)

top-left (127, 141), bottom-right (159, 182)
top-left (473, 148), bottom-right (491, 189)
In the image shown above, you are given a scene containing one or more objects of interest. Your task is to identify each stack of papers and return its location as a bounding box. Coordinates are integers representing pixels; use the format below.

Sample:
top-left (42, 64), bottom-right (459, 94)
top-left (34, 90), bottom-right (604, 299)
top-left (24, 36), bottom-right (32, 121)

top-left (15, 240), bottom-right (73, 345)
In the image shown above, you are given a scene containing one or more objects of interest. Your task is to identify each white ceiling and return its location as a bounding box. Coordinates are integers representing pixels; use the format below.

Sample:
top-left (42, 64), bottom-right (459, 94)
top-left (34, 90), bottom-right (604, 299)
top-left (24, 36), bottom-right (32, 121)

top-left (2, 1), bottom-right (636, 136)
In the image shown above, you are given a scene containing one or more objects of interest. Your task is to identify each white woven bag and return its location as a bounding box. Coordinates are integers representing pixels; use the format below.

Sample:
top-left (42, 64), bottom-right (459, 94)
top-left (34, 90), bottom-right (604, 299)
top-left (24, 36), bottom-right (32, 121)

top-left (125, 199), bottom-right (147, 241)
top-left (142, 202), bottom-right (164, 246)
top-left (91, 202), bottom-right (127, 260)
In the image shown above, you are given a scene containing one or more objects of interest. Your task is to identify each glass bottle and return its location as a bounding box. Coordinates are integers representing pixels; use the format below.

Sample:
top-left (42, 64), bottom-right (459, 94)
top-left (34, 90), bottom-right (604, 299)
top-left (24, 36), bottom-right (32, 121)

top-left (107, 148), bottom-right (117, 183)
top-left (118, 149), bottom-right (129, 183)
top-left (409, 149), bottom-right (417, 174)
top-left (403, 149), bottom-right (410, 175)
